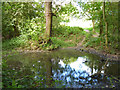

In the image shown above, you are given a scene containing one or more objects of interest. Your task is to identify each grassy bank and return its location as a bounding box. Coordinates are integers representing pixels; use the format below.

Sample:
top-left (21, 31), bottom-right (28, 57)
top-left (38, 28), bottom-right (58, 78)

top-left (2, 26), bottom-right (84, 51)
top-left (2, 25), bottom-right (119, 55)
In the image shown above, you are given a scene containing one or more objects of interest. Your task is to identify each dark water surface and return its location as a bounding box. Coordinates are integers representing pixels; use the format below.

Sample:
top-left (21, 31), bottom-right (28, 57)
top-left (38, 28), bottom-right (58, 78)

top-left (3, 49), bottom-right (120, 88)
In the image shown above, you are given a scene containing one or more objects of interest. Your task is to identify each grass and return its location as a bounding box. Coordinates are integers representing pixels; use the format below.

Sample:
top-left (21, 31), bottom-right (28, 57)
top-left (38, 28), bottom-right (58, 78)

top-left (2, 26), bottom-right (84, 51)
top-left (2, 25), bottom-right (119, 55)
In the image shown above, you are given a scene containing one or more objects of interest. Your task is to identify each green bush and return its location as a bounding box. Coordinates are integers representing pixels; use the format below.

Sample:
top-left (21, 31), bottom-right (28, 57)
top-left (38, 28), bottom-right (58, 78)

top-left (2, 36), bottom-right (28, 50)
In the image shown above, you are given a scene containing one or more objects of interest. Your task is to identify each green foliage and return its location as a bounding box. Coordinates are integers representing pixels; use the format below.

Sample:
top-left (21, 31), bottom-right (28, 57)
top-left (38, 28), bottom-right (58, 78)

top-left (2, 1), bottom-right (82, 51)
top-left (2, 36), bottom-right (28, 50)
top-left (51, 37), bottom-right (75, 48)
top-left (52, 26), bottom-right (83, 36)
top-left (78, 2), bottom-right (102, 25)
top-left (2, 1), bottom-right (119, 53)
top-left (2, 2), bottom-right (37, 39)
top-left (84, 27), bottom-right (93, 31)
top-left (2, 59), bottom-right (43, 88)
top-left (60, 2), bottom-right (79, 17)
top-left (84, 37), bottom-right (101, 47)
top-left (50, 26), bottom-right (84, 48)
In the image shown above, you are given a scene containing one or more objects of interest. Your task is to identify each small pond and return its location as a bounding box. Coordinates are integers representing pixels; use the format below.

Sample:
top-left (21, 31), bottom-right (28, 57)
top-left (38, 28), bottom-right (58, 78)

top-left (2, 49), bottom-right (120, 88)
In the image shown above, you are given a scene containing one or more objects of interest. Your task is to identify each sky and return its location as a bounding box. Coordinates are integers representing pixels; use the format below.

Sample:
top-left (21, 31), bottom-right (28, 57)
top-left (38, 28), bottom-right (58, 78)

top-left (66, 17), bottom-right (92, 28)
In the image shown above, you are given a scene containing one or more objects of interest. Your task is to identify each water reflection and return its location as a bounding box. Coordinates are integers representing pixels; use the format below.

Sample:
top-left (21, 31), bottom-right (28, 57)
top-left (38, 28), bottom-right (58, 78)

top-left (52, 56), bottom-right (106, 88)
top-left (3, 49), bottom-right (120, 88)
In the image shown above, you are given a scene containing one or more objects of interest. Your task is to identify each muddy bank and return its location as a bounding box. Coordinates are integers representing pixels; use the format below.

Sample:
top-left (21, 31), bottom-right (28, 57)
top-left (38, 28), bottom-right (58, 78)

top-left (75, 46), bottom-right (120, 61)
top-left (20, 47), bottom-right (120, 61)
top-left (2, 46), bottom-right (120, 61)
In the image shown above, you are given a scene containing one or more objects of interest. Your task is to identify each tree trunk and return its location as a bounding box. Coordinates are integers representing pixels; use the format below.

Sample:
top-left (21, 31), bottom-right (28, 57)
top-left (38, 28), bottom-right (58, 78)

top-left (99, 14), bottom-right (103, 36)
top-left (45, 1), bottom-right (52, 39)
top-left (105, 22), bottom-right (108, 48)
top-left (92, 20), bottom-right (95, 33)
top-left (118, 2), bottom-right (120, 51)
top-left (103, 1), bottom-right (108, 49)
top-left (99, 14), bottom-right (103, 46)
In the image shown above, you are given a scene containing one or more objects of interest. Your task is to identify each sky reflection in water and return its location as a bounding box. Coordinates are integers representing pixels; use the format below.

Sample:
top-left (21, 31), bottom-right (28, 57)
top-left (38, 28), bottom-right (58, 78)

top-left (59, 57), bottom-right (97, 77)
top-left (3, 49), bottom-right (120, 88)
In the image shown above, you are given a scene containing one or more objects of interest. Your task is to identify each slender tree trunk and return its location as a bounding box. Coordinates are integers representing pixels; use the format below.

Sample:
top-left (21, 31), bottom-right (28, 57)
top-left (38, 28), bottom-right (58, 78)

top-left (100, 14), bottom-right (103, 36)
top-left (92, 20), bottom-right (95, 33)
top-left (118, 2), bottom-right (120, 51)
top-left (105, 22), bottom-right (108, 48)
top-left (45, 1), bottom-right (52, 39)
top-left (103, 1), bottom-right (108, 49)
top-left (99, 13), bottom-right (103, 46)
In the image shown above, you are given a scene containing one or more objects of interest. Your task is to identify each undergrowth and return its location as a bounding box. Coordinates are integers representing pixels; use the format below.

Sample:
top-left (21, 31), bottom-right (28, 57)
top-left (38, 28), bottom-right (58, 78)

top-left (2, 26), bottom-right (84, 51)
top-left (2, 25), bottom-right (119, 55)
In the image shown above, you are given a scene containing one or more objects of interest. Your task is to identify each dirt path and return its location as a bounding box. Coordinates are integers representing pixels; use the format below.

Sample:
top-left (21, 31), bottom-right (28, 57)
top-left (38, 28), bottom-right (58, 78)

top-left (76, 36), bottom-right (85, 47)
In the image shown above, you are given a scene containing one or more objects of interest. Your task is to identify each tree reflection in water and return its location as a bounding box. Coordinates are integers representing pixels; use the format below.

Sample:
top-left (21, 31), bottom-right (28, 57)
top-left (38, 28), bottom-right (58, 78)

top-left (3, 49), bottom-right (120, 88)
top-left (52, 57), bottom-right (108, 88)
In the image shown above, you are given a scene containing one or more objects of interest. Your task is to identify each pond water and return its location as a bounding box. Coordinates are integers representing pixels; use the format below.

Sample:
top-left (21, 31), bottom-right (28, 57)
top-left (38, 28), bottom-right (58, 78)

top-left (2, 49), bottom-right (120, 88)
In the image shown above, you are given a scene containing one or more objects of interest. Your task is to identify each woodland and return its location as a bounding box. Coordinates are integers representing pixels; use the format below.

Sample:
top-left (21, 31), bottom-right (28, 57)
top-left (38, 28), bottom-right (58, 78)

top-left (2, 1), bottom-right (119, 52)
top-left (1, 0), bottom-right (120, 88)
